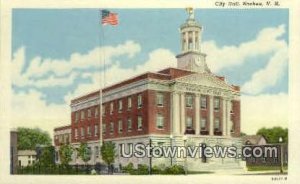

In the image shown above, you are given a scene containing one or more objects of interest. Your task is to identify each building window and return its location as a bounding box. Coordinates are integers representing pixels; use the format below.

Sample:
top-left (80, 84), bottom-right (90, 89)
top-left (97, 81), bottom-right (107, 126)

top-left (75, 112), bottom-right (79, 123)
top-left (81, 110), bottom-right (85, 120)
top-left (201, 143), bottom-right (207, 163)
top-left (87, 147), bottom-right (91, 158)
top-left (128, 97), bottom-right (132, 110)
top-left (156, 93), bottom-right (164, 106)
top-left (87, 126), bottom-right (91, 136)
top-left (59, 135), bottom-right (63, 143)
top-left (185, 94), bottom-right (193, 108)
top-left (110, 122), bottom-right (114, 134)
top-left (118, 144), bottom-right (123, 157)
top-left (214, 118), bottom-right (220, 131)
top-left (137, 94), bottom-right (142, 108)
top-left (201, 118), bottom-right (207, 130)
top-left (95, 125), bottom-right (98, 136)
top-left (87, 108), bottom-right (92, 118)
top-left (186, 117), bottom-right (193, 129)
top-left (214, 97), bottom-right (220, 111)
top-left (64, 134), bottom-right (69, 143)
top-left (102, 124), bottom-right (106, 134)
top-left (230, 120), bottom-right (234, 133)
top-left (75, 128), bottom-right (78, 138)
top-left (110, 102), bottom-right (114, 114)
top-left (127, 118), bottom-right (132, 132)
top-left (201, 95), bottom-right (207, 109)
top-left (95, 107), bottom-right (99, 117)
top-left (81, 127), bottom-right (85, 137)
top-left (118, 100), bottom-right (123, 112)
top-left (138, 116), bottom-right (143, 130)
top-left (156, 114), bottom-right (164, 129)
top-left (95, 146), bottom-right (99, 158)
top-left (118, 120), bottom-right (123, 133)
top-left (102, 105), bottom-right (105, 116)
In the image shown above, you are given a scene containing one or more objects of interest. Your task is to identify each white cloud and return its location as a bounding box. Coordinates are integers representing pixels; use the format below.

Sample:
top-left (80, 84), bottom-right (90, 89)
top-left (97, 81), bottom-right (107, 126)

top-left (203, 24), bottom-right (286, 73)
top-left (11, 40), bottom-right (141, 88)
top-left (242, 46), bottom-right (288, 94)
top-left (241, 93), bottom-right (288, 135)
top-left (64, 48), bottom-right (176, 101)
top-left (202, 24), bottom-right (288, 95)
top-left (11, 89), bottom-right (69, 139)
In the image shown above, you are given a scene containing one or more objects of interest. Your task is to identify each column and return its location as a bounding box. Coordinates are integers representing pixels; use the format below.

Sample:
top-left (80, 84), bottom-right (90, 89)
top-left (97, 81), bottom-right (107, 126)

top-left (209, 96), bottom-right (214, 136)
top-left (192, 31), bottom-right (196, 50)
top-left (195, 94), bottom-right (200, 135)
top-left (185, 32), bottom-right (189, 51)
top-left (222, 98), bottom-right (227, 136)
top-left (226, 100), bottom-right (231, 136)
top-left (180, 93), bottom-right (186, 134)
top-left (172, 92), bottom-right (180, 135)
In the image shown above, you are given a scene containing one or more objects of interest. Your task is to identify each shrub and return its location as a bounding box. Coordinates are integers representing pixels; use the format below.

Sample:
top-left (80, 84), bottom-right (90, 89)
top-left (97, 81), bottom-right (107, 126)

top-left (164, 165), bottom-right (185, 175)
top-left (136, 164), bottom-right (148, 175)
top-left (151, 165), bottom-right (162, 174)
top-left (122, 162), bottom-right (134, 173)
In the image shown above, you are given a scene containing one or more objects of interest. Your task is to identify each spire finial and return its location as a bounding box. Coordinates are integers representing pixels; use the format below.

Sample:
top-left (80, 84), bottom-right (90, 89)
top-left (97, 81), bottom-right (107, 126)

top-left (185, 7), bottom-right (194, 19)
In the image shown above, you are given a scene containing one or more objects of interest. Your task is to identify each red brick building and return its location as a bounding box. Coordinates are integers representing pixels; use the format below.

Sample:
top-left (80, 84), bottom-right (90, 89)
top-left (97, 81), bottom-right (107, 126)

top-left (54, 9), bottom-right (242, 170)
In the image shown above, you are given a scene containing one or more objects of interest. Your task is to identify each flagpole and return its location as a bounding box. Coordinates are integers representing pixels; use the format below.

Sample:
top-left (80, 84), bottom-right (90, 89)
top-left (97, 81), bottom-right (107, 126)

top-left (98, 8), bottom-right (118, 149)
top-left (99, 10), bottom-right (105, 148)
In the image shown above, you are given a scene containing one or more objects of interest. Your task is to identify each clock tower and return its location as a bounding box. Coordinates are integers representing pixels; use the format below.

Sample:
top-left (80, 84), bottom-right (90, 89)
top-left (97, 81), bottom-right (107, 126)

top-left (176, 8), bottom-right (211, 73)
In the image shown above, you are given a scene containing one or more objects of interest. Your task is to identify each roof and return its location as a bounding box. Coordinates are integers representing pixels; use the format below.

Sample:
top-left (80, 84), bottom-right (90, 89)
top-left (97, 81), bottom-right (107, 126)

top-left (54, 125), bottom-right (71, 131)
top-left (242, 135), bottom-right (266, 145)
top-left (18, 150), bottom-right (37, 156)
top-left (70, 67), bottom-right (240, 105)
top-left (70, 67), bottom-right (194, 104)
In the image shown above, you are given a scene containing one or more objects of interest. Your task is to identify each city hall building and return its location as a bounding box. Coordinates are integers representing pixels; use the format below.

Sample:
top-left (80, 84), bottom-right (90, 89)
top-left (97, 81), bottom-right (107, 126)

top-left (54, 9), bottom-right (243, 171)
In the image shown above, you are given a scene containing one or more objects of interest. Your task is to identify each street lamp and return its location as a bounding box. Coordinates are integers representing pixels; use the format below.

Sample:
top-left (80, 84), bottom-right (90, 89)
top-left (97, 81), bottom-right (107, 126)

top-left (183, 135), bottom-right (188, 175)
top-left (149, 137), bottom-right (152, 175)
top-left (170, 134), bottom-right (173, 166)
top-left (279, 137), bottom-right (283, 174)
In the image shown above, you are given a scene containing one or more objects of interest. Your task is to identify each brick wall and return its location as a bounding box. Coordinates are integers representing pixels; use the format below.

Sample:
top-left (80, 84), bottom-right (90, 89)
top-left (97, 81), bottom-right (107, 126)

top-left (147, 90), bottom-right (171, 134)
top-left (102, 90), bottom-right (149, 139)
top-left (231, 100), bottom-right (241, 137)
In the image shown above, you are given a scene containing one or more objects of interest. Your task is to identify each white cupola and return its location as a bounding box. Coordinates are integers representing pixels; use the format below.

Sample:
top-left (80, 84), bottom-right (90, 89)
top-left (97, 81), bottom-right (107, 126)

top-left (176, 8), bottom-right (211, 73)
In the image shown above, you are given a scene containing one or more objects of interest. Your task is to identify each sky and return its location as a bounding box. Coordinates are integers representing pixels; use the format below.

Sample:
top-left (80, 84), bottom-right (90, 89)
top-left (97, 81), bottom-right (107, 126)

top-left (11, 8), bottom-right (289, 138)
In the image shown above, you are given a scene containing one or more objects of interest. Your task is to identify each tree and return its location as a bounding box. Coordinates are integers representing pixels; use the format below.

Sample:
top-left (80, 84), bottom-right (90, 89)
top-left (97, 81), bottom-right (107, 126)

top-left (100, 141), bottom-right (116, 173)
top-left (240, 132), bottom-right (247, 137)
top-left (78, 142), bottom-right (91, 165)
top-left (59, 144), bottom-right (73, 166)
top-left (256, 126), bottom-right (288, 143)
top-left (17, 127), bottom-right (51, 150)
top-left (38, 146), bottom-right (55, 167)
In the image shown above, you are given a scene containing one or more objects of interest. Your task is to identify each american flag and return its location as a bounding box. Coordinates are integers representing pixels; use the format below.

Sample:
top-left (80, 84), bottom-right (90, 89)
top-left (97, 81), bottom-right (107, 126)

top-left (101, 10), bottom-right (118, 26)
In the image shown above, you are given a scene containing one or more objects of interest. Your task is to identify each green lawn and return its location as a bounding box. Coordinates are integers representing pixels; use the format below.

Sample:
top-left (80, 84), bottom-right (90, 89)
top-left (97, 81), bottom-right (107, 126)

top-left (247, 165), bottom-right (288, 171)
top-left (187, 171), bottom-right (214, 174)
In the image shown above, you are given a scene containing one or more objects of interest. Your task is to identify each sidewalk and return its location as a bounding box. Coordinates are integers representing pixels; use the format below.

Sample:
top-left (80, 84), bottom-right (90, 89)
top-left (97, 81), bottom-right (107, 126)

top-left (213, 169), bottom-right (288, 175)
